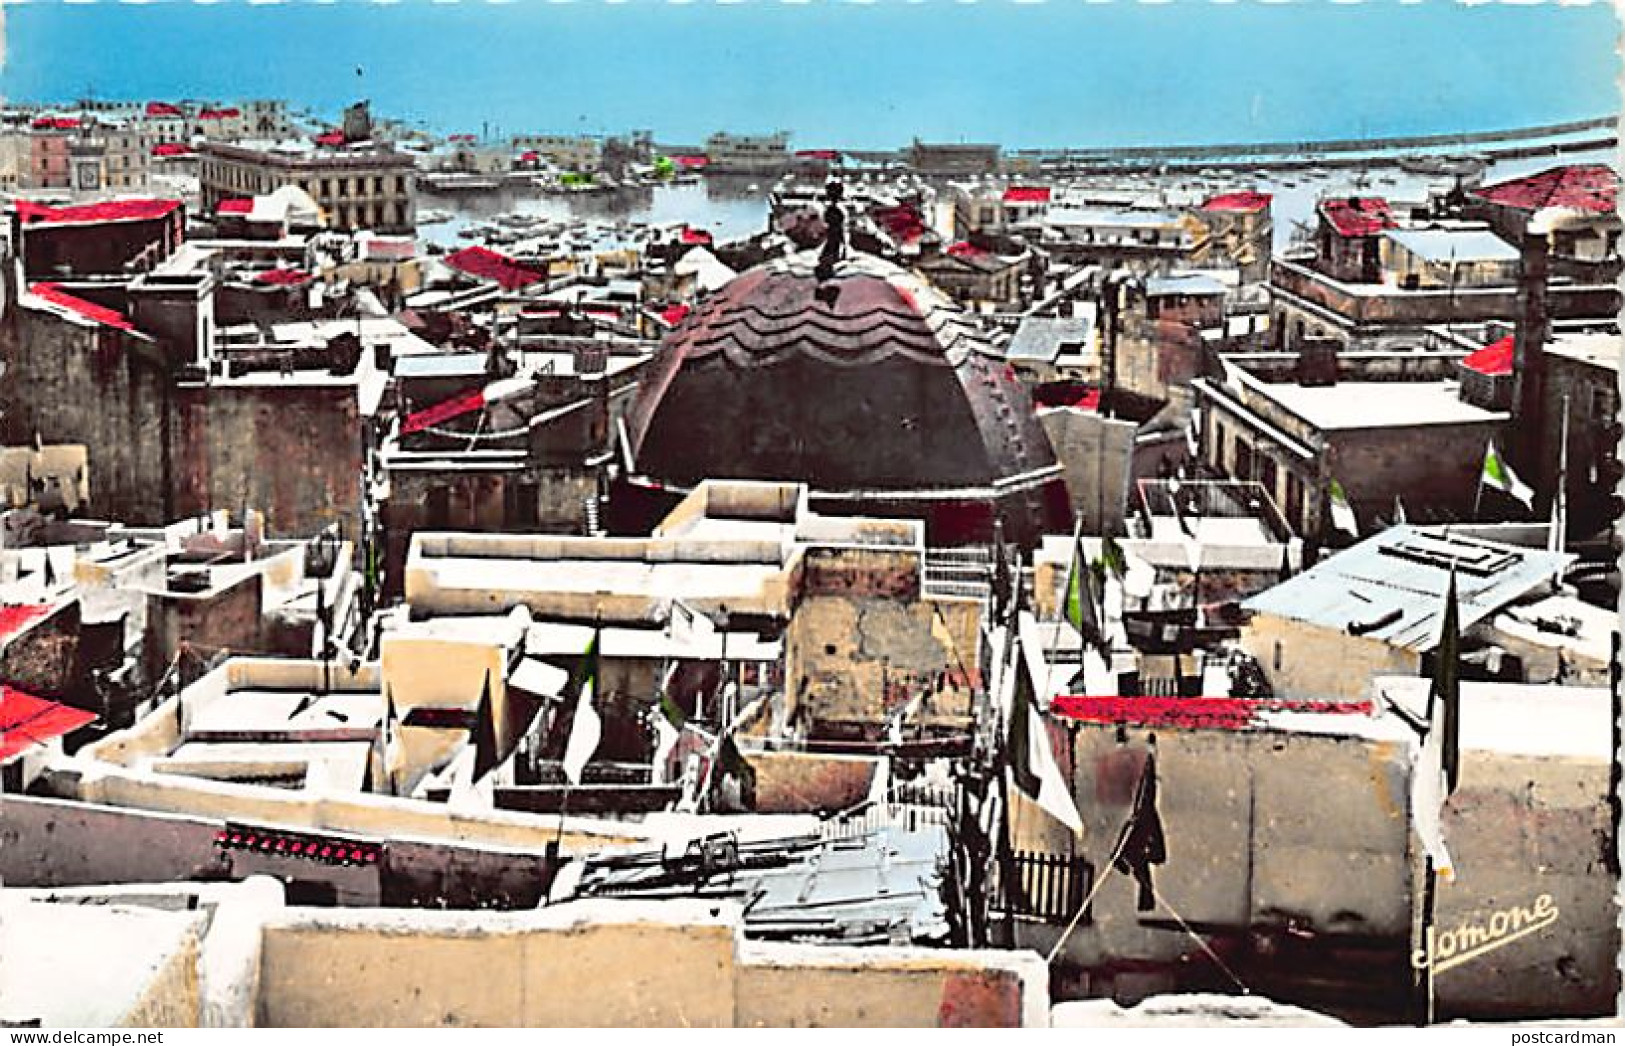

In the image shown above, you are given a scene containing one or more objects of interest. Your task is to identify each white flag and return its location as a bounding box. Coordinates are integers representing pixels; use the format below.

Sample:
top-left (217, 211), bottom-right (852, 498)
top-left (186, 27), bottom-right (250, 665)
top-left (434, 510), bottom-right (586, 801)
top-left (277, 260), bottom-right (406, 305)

top-left (1411, 716), bottom-right (1456, 883)
top-left (1329, 479), bottom-right (1358, 538)
top-left (1481, 441), bottom-right (1534, 510)
top-left (561, 631), bottom-right (602, 787)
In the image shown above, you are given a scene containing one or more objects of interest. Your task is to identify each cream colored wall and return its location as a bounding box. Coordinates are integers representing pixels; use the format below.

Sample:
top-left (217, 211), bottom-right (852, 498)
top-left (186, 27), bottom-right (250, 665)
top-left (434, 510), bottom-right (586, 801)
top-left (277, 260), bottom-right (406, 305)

top-left (735, 945), bottom-right (1047, 1028)
top-left (1011, 721), bottom-right (1413, 976)
top-left (784, 594), bottom-right (977, 733)
top-left (46, 760), bottom-right (646, 856)
top-left (1431, 752), bottom-right (1618, 1018)
top-left (1242, 613), bottom-right (1421, 702)
top-left (379, 635), bottom-right (508, 788)
top-left (258, 901), bottom-right (738, 1027)
top-left (253, 901), bottom-right (1046, 1028)
top-left (118, 932), bottom-right (201, 1029)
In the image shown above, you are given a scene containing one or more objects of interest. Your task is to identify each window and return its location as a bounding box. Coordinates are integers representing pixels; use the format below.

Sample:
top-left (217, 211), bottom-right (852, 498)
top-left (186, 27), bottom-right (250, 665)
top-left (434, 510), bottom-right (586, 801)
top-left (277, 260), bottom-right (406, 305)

top-left (1258, 457), bottom-right (1278, 498)
top-left (425, 488), bottom-right (450, 529)
top-left (1235, 441), bottom-right (1255, 481)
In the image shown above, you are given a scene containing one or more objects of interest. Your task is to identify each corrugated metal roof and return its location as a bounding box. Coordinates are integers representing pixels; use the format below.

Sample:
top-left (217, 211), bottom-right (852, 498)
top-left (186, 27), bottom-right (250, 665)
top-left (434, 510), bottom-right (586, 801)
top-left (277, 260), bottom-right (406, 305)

top-left (393, 353), bottom-right (491, 379)
top-left (1005, 316), bottom-right (1095, 363)
top-left (572, 824), bottom-right (950, 945)
top-left (1146, 273), bottom-right (1228, 298)
top-left (1241, 525), bottom-right (1572, 652)
top-left (1383, 227), bottom-right (1518, 264)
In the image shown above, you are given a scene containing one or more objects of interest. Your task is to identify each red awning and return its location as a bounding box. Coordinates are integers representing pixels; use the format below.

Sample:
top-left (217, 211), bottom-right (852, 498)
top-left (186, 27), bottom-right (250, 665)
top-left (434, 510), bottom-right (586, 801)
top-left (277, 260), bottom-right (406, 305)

top-left (795, 150), bottom-right (841, 161)
top-left (217, 198), bottom-right (254, 216)
top-left (314, 130), bottom-right (346, 147)
top-left (29, 284), bottom-right (137, 333)
top-left (31, 117), bottom-right (80, 131)
top-left (402, 388), bottom-right (487, 435)
top-left (151, 143), bottom-right (194, 158)
top-left (947, 241), bottom-right (989, 258)
top-left (0, 685), bottom-right (95, 762)
top-left (1202, 191), bottom-right (1272, 214)
top-left (1002, 186), bottom-right (1051, 204)
top-left (1051, 695), bottom-right (1373, 732)
top-left (1462, 335), bottom-right (1515, 377)
top-left (679, 227), bottom-right (713, 246)
top-left (146, 102), bottom-right (184, 117)
top-left (659, 303), bottom-right (692, 326)
top-left (254, 268), bottom-right (312, 287)
top-left (198, 108), bottom-right (240, 120)
top-left (673, 155), bottom-right (710, 169)
top-left (519, 150), bottom-right (540, 162)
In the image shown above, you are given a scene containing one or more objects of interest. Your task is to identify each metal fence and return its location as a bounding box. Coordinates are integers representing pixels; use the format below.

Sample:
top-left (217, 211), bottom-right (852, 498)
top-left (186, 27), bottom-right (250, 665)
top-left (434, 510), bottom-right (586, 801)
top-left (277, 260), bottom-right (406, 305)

top-left (992, 850), bottom-right (1094, 926)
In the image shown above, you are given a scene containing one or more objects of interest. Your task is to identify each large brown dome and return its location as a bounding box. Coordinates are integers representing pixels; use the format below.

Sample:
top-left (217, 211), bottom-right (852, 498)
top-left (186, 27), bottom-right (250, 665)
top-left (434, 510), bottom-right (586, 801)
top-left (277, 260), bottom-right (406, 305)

top-left (621, 250), bottom-right (1070, 545)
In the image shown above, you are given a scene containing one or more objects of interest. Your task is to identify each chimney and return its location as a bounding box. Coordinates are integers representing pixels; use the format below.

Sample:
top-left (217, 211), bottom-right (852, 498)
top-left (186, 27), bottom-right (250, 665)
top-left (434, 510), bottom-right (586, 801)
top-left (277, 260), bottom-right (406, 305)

top-left (1510, 222), bottom-right (1550, 473)
top-left (1296, 337), bottom-right (1339, 388)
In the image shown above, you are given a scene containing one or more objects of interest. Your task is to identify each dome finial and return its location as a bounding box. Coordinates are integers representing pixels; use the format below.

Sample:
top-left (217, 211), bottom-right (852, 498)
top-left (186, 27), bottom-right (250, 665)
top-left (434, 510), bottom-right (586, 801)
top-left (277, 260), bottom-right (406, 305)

top-left (814, 179), bottom-right (847, 283)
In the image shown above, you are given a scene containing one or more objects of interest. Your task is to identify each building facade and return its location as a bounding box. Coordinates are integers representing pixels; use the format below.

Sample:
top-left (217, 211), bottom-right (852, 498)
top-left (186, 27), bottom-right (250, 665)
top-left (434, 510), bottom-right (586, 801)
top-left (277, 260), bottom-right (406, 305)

top-left (200, 141), bottom-right (416, 234)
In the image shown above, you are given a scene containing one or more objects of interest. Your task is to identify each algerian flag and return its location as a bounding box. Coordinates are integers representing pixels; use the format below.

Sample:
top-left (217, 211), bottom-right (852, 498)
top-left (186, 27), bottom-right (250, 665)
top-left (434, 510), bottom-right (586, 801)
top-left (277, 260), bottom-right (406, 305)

top-left (561, 629), bottom-right (602, 787)
top-left (1005, 635), bottom-right (1084, 834)
top-left (380, 685), bottom-right (403, 797)
top-left (1411, 723), bottom-right (1456, 883)
top-left (1064, 536), bottom-right (1105, 655)
top-left (1410, 567), bottom-right (1463, 882)
top-left (650, 662), bottom-right (682, 785)
top-left (1100, 535), bottom-right (1128, 580)
top-left (1329, 479), bottom-right (1358, 538)
top-left (1481, 441), bottom-right (1534, 510)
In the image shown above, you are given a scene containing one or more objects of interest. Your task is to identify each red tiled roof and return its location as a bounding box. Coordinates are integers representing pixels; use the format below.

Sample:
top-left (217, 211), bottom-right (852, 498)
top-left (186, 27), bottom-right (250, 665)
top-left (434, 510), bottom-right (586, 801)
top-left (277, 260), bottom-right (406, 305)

top-left (673, 155), bottom-right (710, 169)
top-left (1003, 186), bottom-right (1051, 204)
top-left (146, 102), bottom-right (184, 118)
top-left (1319, 197), bottom-right (1396, 238)
top-left (444, 245), bottom-right (546, 291)
top-left (28, 283), bottom-right (137, 333)
top-left (1462, 334), bottom-right (1515, 377)
top-left (314, 130), bottom-right (346, 147)
top-left (254, 268), bottom-right (312, 287)
top-left (680, 226), bottom-right (713, 246)
top-left (947, 241), bottom-right (989, 258)
top-left (1202, 191), bottom-right (1272, 214)
top-left (1052, 695), bottom-right (1374, 732)
top-left (197, 107), bottom-right (240, 120)
top-left (872, 204), bottom-right (926, 244)
top-left (0, 685), bottom-right (95, 762)
top-left (1472, 164), bottom-right (1618, 215)
top-left (217, 198), bottom-right (254, 216)
top-left (31, 117), bottom-right (80, 131)
top-left (151, 142), bottom-right (194, 158)
top-left (659, 303), bottom-right (691, 326)
top-left (18, 197), bottom-right (182, 226)
top-left (0, 604), bottom-right (52, 643)
top-left (1034, 382), bottom-right (1101, 411)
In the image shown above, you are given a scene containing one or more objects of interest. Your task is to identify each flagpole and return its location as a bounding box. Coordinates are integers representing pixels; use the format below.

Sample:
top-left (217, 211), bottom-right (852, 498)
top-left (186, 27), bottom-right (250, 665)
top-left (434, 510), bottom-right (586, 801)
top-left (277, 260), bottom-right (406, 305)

top-left (1550, 395), bottom-right (1570, 578)
top-left (1045, 513), bottom-right (1086, 701)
